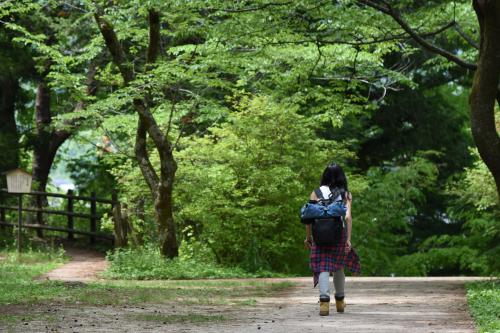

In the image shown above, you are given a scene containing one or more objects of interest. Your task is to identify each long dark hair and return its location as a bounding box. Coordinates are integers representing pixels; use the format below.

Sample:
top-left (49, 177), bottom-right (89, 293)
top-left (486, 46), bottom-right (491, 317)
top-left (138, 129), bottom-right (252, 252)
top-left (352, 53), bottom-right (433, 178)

top-left (320, 163), bottom-right (348, 200)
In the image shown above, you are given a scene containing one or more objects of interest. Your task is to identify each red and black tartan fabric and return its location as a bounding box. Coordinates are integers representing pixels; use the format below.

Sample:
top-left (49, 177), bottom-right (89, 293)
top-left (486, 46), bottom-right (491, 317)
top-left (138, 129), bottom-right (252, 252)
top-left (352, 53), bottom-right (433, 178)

top-left (310, 228), bottom-right (361, 287)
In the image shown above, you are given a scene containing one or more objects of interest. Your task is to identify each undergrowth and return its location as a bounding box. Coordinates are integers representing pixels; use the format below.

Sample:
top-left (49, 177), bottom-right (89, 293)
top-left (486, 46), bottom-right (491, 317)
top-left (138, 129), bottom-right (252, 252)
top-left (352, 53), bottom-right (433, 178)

top-left (466, 279), bottom-right (500, 333)
top-left (104, 247), bottom-right (290, 280)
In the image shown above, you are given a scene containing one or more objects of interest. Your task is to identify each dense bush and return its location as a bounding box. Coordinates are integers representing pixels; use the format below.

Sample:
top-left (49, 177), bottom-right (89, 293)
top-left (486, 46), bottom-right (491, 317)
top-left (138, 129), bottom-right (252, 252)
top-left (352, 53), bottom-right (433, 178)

top-left (351, 156), bottom-right (439, 275)
top-left (390, 150), bottom-right (500, 276)
top-left (174, 96), bottom-right (345, 274)
top-left (105, 246), bottom-right (285, 280)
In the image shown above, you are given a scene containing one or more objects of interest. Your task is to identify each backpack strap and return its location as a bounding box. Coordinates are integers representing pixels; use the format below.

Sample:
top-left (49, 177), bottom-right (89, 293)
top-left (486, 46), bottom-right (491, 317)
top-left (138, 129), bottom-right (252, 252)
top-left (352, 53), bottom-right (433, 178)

top-left (314, 188), bottom-right (324, 200)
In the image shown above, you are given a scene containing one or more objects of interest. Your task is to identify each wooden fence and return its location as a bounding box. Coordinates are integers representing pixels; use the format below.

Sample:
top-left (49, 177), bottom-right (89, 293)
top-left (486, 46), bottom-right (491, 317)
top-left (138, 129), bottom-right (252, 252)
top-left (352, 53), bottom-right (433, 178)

top-left (0, 189), bottom-right (116, 242)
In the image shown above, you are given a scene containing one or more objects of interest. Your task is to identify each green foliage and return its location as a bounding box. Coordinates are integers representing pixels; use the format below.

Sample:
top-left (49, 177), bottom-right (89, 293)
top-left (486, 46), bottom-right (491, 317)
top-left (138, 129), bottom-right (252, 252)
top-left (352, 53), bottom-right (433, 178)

top-left (352, 156), bottom-right (439, 275)
top-left (466, 280), bottom-right (500, 333)
top-left (175, 95), bottom-right (349, 273)
top-left (392, 213), bottom-right (499, 277)
top-left (1, 0), bottom-right (497, 278)
top-left (392, 151), bottom-right (500, 277)
top-left (105, 246), bottom-right (285, 280)
top-left (456, 149), bottom-right (499, 211)
top-left (443, 153), bottom-right (500, 275)
top-left (391, 247), bottom-right (480, 276)
top-left (0, 249), bottom-right (295, 309)
top-left (0, 248), bottom-right (66, 304)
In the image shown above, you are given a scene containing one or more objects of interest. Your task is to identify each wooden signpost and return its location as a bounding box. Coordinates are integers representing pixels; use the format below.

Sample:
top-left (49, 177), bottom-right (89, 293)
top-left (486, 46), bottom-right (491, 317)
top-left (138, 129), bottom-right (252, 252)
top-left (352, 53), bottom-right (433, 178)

top-left (3, 169), bottom-right (32, 253)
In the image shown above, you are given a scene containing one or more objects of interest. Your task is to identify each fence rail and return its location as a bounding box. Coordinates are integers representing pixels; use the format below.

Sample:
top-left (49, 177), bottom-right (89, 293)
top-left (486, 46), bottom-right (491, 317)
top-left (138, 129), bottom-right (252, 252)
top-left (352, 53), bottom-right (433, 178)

top-left (0, 188), bottom-right (116, 243)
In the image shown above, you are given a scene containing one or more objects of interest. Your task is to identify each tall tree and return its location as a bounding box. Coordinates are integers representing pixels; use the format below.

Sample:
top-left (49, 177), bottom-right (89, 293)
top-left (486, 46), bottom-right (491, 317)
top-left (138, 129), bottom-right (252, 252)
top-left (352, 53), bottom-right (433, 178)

top-left (94, 8), bottom-right (179, 257)
top-left (215, 0), bottom-right (498, 200)
top-left (89, 0), bottom-right (395, 257)
top-left (2, 1), bottom-right (99, 196)
top-left (469, 0), bottom-right (500, 201)
top-left (354, 0), bottom-right (500, 201)
top-left (32, 64), bottom-right (97, 195)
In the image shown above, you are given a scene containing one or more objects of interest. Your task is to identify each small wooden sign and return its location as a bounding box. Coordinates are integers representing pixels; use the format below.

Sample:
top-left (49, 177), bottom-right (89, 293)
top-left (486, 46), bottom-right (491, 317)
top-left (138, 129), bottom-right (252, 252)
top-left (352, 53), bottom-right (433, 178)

top-left (4, 168), bottom-right (32, 193)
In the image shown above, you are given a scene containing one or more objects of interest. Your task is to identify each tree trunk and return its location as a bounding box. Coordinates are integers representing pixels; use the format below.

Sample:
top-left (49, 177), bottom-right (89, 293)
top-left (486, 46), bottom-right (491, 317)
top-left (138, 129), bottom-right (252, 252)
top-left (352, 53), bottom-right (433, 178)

top-left (134, 115), bottom-right (179, 258)
top-left (113, 201), bottom-right (129, 247)
top-left (0, 76), bottom-right (20, 174)
top-left (32, 81), bottom-right (53, 193)
top-left (31, 81), bottom-right (70, 236)
top-left (31, 62), bottom-right (96, 198)
top-left (156, 151), bottom-right (178, 258)
top-left (32, 81), bottom-right (72, 192)
top-left (470, 0), bottom-right (500, 201)
top-left (134, 197), bottom-right (145, 246)
top-left (95, 10), bottom-right (179, 257)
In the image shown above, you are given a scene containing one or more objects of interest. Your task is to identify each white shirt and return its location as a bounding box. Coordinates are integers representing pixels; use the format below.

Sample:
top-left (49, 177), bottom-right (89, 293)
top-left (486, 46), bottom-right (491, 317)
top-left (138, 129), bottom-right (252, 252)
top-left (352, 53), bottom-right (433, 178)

top-left (319, 185), bottom-right (341, 201)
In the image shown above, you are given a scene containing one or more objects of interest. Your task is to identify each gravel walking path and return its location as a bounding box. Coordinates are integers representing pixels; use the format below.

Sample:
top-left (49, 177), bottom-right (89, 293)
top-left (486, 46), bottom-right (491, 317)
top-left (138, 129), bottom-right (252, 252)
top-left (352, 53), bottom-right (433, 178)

top-left (5, 248), bottom-right (485, 332)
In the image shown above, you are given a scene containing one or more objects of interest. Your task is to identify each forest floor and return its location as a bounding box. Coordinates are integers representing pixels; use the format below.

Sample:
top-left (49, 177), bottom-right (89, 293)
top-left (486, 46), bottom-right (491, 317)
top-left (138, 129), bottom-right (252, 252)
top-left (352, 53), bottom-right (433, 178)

top-left (0, 249), bottom-right (488, 333)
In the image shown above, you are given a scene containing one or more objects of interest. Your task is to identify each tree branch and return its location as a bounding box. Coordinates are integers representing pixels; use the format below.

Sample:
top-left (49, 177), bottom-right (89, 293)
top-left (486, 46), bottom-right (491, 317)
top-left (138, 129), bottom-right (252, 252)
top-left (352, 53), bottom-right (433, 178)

top-left (356, 0), bottom-right (477, 70)
top-left (94, 10), bottom-right (170, 191)
top-left (95, 10), bottom-right (169, 149)
top-left (132, 99), bottom-right (170, 150)
top-left (215, 1), bottom-right (293, 13)
top-left (147, 9), bottom-right (160, 63)
top-left (268, 21), bottom-right (455, 47)
top-left (454, 21), bottom-right (479, 50)
top-left (134, 115), bottom-right (160, 197)
top-left (94, 14), bottom-right (134, 83)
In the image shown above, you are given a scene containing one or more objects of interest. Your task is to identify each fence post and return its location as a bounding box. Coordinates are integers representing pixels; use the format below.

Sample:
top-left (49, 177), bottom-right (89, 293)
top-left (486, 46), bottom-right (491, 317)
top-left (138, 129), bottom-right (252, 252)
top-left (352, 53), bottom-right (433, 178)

top-left (17, 194), bottom-right (22, 253)
top-left (67, 189), bottom-right (74, 241)
top-left (90, 191), bottom-right (97, 243)
top-left (36, 193), bottom-right (43, 238)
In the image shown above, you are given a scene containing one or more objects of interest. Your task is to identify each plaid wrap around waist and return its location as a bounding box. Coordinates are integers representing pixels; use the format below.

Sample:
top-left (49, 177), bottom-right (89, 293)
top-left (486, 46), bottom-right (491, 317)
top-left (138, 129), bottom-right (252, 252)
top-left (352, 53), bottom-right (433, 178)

top-left (309, 229), bottom-right (361, 287)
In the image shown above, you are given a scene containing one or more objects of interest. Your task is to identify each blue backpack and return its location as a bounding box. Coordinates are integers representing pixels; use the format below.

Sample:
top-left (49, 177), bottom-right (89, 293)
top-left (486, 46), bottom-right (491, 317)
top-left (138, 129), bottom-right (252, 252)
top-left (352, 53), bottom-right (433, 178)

top-left (300, 188), bottom-right (347, 246)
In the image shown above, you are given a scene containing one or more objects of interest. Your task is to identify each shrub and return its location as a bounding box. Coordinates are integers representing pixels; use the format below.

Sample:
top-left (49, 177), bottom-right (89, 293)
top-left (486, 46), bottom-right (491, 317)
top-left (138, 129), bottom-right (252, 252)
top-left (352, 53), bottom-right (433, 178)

top-left (104, 246), bottom-right (286, 280)
top-left (466, 279), bottom-right (500, 333)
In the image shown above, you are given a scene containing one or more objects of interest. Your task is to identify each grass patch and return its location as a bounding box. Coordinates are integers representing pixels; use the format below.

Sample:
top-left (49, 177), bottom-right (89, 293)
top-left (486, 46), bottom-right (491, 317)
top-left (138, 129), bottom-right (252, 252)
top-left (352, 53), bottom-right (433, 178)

top-left (0, 249), bottom-right (67, 305)
top-left (466, 279), bottom-right (500, 333)
top-left (46, 280), bottom-right (294, 306)
top-left (0, 249), bottom-right (296, 307)
top-left (1, 279), bottom-right (296, 307)
top-left (132, 313), bottom-right (225, 323)
top-left (104, 247), bottom-right (289, 280)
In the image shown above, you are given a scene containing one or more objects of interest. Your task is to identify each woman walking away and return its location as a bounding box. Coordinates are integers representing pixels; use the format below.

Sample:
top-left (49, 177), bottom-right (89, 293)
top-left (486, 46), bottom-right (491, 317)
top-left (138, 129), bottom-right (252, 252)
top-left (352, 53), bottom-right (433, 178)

top-left (304, 164), bottom-right (361, 316)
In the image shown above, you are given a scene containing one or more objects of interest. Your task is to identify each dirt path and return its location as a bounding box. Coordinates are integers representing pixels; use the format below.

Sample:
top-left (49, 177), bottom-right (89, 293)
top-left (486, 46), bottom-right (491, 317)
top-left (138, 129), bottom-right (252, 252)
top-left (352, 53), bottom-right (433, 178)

top-left (38, 247), bottom-right (107, 282)
top-left (231, 276), bottom-right (481, 333)
top-left (7, 276), bottom-right (484, 332)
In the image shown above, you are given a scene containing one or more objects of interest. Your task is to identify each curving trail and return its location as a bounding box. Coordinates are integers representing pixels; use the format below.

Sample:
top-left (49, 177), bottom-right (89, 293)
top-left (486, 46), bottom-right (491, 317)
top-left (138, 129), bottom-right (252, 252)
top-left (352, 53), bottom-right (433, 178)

top-left (37, 247), bottom-right (107, 282)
